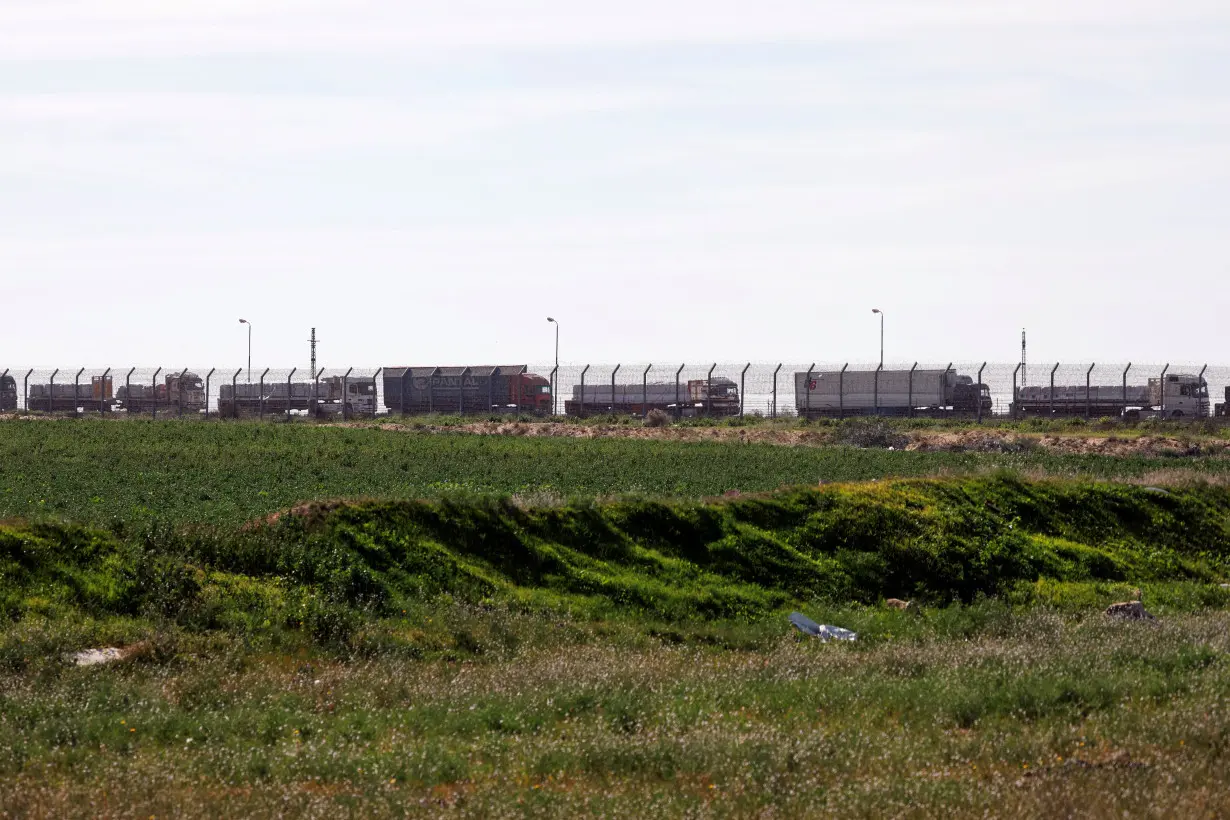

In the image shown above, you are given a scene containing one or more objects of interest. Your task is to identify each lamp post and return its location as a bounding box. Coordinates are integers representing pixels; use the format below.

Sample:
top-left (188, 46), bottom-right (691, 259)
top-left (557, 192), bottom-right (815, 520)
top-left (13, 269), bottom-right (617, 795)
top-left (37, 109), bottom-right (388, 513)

top-left (547, 316), bottom-right (559, 415)
top-left (871, 308), bottom-right (884, 368)
top-left (238, 319), bottom-right (252, 384)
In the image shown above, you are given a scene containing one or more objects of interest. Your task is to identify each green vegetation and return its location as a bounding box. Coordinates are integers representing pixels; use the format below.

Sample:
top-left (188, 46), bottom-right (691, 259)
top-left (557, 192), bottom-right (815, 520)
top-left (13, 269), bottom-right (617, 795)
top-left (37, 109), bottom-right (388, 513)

top-left (2, 418), bottom-right (1230, 526)
top-left (4, 476), bottom-right (1230, 655)
top-left (6, 613), bottom-right (1230, 817)
top-left (5, 418), bottom-right (1230, 816)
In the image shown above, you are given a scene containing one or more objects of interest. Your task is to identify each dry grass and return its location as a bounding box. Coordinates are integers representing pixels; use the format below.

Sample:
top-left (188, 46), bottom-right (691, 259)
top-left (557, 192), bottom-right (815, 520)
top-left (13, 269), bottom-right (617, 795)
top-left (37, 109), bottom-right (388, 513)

top-left (3, 612), bottom-right (1229, 817)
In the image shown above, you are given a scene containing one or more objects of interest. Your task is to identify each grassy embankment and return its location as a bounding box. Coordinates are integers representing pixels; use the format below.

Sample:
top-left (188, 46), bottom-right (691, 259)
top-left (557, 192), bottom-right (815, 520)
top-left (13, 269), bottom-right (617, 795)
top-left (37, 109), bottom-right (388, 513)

top-left (3, 477), bottom-right (1230, 815)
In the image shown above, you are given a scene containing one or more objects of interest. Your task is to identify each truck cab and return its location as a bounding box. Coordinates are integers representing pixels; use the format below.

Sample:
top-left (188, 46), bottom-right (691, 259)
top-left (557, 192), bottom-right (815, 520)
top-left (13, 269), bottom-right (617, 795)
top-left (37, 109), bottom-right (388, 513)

top-left (1149, 374), bottom-right (1210, 418)
top-left (951, 379), bottom-right (992, 414)
top-left (515, 373), bottom-right (553, 415)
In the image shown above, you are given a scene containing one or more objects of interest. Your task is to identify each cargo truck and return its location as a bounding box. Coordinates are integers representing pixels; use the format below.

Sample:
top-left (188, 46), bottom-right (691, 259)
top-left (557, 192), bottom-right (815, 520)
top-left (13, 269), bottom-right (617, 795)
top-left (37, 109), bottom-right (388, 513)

top-left (1011, 373), bottom-right (1209, 419)
top-left (219, 381), bottom-right (314, 417)
top-left (219, 376), bottom-right (377, 417)
top-left (564, 377), bottom-right (740, 417)
top-left (0, 374), bottom-right (15, 412)
top-left (794, 369), bottom-right (990, 418)
top-left (118, 372), bottom-right (206, 414)
top-left (383, 366), bottom-right (552, 416)
top-left (314, 375), bottom-right (378, 416)
top-left (28, 376), bottom-right (114, 413)
top-left (1215, 387), bottom-right (1229, 418)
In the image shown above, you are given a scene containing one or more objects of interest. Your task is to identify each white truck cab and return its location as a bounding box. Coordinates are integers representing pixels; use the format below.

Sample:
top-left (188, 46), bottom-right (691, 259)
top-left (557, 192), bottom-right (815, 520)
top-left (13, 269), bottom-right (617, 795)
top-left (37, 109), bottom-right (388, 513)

top-left (1148, 373), bottom-right (1209, 418)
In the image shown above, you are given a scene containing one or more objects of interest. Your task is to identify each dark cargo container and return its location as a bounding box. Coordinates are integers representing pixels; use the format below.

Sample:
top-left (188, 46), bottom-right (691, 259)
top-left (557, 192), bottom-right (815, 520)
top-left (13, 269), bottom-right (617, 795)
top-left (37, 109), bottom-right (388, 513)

top-left (0, 373), bottom-right (16, 412)
top-left (383, 365), bottom-right (552, 416)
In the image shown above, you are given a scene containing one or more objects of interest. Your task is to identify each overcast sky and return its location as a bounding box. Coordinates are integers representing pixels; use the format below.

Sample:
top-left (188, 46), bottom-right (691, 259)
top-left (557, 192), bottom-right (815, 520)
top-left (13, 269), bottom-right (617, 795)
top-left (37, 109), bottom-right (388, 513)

top-left (2, 1), bottom-right (1228, 370)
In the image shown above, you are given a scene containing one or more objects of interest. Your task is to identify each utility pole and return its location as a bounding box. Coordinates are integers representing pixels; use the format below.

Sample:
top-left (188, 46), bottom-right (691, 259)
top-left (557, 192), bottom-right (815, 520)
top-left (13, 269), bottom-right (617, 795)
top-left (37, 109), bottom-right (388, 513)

top-left (309, 328), bottom-right (318, 412)
top-left (1021, 329), bottom-right (1027, 389)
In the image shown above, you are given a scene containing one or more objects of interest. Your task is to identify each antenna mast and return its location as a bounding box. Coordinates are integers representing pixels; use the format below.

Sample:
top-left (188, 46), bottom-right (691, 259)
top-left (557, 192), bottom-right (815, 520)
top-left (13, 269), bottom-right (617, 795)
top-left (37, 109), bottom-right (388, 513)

top-left (309, 328), bottom-right (318, 409)
top-left (1021, 328), bottom-right (1027, 389)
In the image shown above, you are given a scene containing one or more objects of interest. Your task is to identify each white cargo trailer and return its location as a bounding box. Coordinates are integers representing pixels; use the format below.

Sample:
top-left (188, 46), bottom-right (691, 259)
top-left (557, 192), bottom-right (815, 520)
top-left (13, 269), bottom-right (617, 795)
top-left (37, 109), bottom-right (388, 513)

top-left (1011, 373), bottom-right (1209, 419)
top-left (794, 369), bottom-right (989, 418)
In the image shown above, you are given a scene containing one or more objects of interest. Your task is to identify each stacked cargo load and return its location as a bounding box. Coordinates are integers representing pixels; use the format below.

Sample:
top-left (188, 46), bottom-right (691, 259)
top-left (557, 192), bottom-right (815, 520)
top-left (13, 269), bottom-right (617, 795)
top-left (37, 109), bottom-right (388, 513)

top-left (794, 369), bottom-right (989, 418)
top-left (28, 376), bottom-right (114, 413)
top-left (564, 378), bottom-right (739, 417)
top-left (0, 373), bottom-right (16, 412)
top-left (1011, 373), bottom-right (1209, 419)
top-left (383, 366), bottom-right (552, 416)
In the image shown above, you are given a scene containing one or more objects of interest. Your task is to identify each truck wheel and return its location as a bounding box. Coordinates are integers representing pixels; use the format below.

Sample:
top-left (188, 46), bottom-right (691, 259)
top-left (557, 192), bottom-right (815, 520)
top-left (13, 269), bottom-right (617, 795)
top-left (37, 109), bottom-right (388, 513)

top-left (1171, 410), bottom-right (1184, 419)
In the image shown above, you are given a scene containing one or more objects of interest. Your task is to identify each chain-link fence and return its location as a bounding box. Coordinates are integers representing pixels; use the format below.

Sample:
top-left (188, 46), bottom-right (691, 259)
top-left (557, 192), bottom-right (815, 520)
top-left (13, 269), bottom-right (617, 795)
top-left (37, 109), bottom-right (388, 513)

top-left (3, 362), bottom-right (1228, 420)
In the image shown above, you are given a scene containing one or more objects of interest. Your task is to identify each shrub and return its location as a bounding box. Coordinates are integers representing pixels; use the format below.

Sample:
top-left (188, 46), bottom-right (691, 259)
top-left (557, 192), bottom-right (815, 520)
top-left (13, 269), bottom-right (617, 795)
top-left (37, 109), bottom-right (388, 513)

top-left (644, 409), bottom-right (671, 428)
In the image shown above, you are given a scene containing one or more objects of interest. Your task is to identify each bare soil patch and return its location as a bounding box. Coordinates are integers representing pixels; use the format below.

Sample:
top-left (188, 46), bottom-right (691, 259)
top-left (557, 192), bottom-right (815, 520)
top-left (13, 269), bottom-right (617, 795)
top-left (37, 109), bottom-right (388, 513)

top-left (345, 421), bottom-right (1230, 458)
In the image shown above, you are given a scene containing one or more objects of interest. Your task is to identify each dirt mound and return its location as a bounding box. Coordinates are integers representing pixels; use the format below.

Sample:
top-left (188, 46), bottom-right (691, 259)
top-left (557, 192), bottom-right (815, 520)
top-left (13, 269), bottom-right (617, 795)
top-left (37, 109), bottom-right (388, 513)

top-left (332, 420), bottom-right (1230, 458)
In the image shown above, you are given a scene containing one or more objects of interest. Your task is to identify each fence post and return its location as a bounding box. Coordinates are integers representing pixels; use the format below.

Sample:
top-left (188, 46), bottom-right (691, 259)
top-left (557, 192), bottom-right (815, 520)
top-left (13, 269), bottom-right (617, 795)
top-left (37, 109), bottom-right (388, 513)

top-left (944, 363), bottom-right (953, 416)
top-left (908, 362), bottom-right (918, 419)
top-left (259, 368), bottom-right (269, 420)
top-left (47, 369), bottom-right (58, 413)
top-left (313, 367), bottom-right (323, 418)
top-left (1012, 363), bottom-right (1022, 420)
top-left (23, 369), bottom-right (33, 412)
top-left (642, 364), bottom-right (652, 419)
top-left (204, 368), bottom-right (215, 419)
top-left (740, 363), bottom-right (750, 417)
top-left (286, 367), bottom-right (298, 421)
top-left (151, 367), bottom-right (162, 419)
top-left (841, 363), bottom-right (851, 420)
top-left (873, 363), bottom-right (883, 417)
top-left (124, 367), bottom-right (135, 415)
top-left (99, 367), bottom-right (111, 415)
top-left (459, 367), bottom-right (469, 416)
top-left (176, 368), bottom-right (188, 417)
top-left (1199, 364), bottom-right (1208, 418)
top-left (548, 366), bottom-right (558, 417)
top-left (372, 368), bottom-right (382, 417)
top-left (1085, 364), bottom-right (1096, 420)
top-left (341, 367), bottom-right (353, 420)
top-left (771, 364), bottom-right (782, 419)
top-left (977, 362), bottom-right (987, 423)
top-left (579, 365), bottom-right (590, 418)
top-left (805, 363), bottom-right (815, 420)
top-left (611, 364), bottom-right (621, 415)
top-left (1159, 364), bottom-right (1169, 418)
top-left (231, 368), bottom-right (242, 418)
top-left (1049, 363), bottom-right (1059, 417)
top-left (73, 367), bottom-right (84, 418)
top-left (674, 364), bottom-right (685, 419)
top-left (1122, 363), bottom-right (1131, 419)
top-left (487, 367), bottom-right (494, 415)
top-left (707, 363), bottom-right (716, 417)
top-left (316, 368), bottom-right (325, 417)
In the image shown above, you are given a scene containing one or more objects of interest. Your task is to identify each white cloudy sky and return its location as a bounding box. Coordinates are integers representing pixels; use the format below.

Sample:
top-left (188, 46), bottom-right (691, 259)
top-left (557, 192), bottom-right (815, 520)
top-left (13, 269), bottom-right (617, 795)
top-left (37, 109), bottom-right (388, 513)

top-left (2, 0), bottom-right (1228, 369)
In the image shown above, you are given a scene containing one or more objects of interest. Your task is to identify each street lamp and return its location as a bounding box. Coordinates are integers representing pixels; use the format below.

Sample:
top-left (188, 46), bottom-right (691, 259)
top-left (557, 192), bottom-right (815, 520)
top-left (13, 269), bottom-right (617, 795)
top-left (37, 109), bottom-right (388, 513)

top-left (238, 319), bottom-right (252, 384)
top-left (871, 309), bottom-right (884, 368)
top-left (547, 317), bottom-right (559, 415)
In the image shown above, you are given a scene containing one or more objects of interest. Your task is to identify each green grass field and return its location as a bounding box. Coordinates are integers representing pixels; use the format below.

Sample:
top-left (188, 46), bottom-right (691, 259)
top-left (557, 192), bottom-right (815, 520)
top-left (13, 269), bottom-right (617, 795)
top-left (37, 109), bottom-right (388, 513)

top-left (4, 419), bottom-right (1230, 817)
top-left (2, 418), bottom-right (1230, 526)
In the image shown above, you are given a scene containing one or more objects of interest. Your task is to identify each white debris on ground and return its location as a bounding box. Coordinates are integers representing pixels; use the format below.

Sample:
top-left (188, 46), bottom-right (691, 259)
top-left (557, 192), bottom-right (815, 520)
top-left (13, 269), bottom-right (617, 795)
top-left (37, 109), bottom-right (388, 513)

top-left (789, 612), bottom-right (858, 642)
top-left (68, 647), bottom-right (125, 666)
